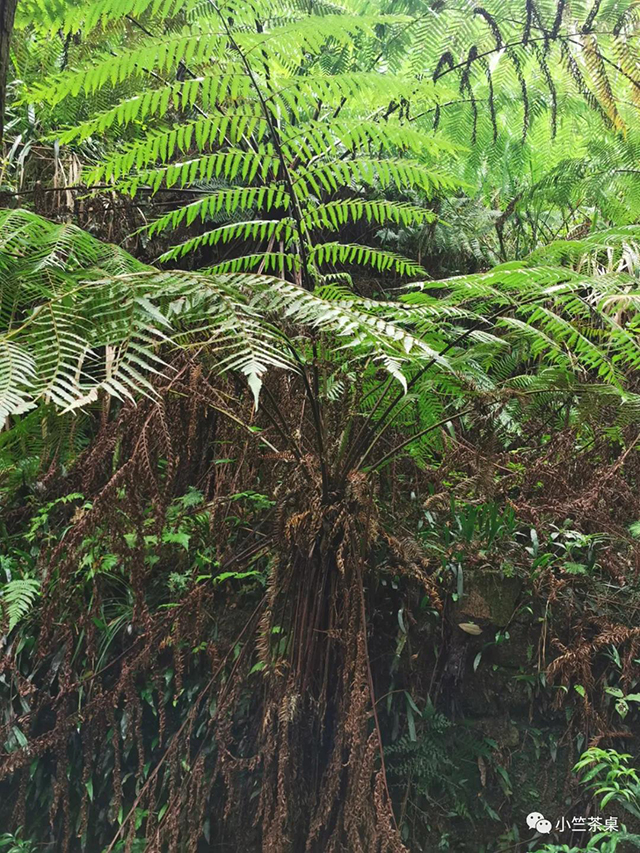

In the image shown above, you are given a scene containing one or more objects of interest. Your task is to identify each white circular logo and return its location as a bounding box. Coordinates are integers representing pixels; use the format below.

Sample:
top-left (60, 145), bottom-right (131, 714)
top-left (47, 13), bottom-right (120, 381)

top-left (526, 812), bottom-right (545, 829)
top-left (536, 819), bottom-right (552, 834)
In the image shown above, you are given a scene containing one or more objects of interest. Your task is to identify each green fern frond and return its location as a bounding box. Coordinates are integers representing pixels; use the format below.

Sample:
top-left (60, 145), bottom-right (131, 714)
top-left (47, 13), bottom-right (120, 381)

top-left (144, 186), bottom-right (290, 237)
top-left (303, 200), bottom-right (435, 231)
top-left (294, 158), bottom-right (459, 198)
top-left (205, 252), bottom-right (298, 274)
top-left (1, 579), bottom-right (41, 632)
top-left (18, 0), bottom-right (197, 33)
top-left (87, 114), bottom-right (272, 181)
top-left (311, 243), bottom-right (426, 277)
top-left (37, 30), bottom-right (232, 103)
top-left (281, 119), bottom-right (458, 161)
top-left (112, 150), bottom-right (280, 195)
top-left (0, 341), bottom-right (38, 422)
top-left (159, 220), bottom-right (296, 261)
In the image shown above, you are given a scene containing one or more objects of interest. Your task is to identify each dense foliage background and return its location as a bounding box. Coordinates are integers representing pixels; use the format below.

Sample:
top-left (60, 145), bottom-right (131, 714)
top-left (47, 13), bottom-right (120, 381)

top-left (2, 0), bottom-right (640, 851)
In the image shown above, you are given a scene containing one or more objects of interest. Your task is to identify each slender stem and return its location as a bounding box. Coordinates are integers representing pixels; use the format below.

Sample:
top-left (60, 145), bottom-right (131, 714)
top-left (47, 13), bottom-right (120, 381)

top-left (336, 375), bottom-right (393, 475)
top-left (344, 279), bottom-right (579, 476)
top-left (365, 405), bottom-right (476, 473)
top-left (284, 337), bottom-right (329, 500)
top-left (262, 383), bottom-right (304, 461)
top-left (368, 387), bottom-right (581, 473)
top-left (354, 397), bottom-right (415, 472)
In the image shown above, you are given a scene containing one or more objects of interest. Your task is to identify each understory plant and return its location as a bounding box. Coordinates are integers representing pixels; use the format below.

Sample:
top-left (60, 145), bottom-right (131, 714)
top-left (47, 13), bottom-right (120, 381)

top-left (532, 750), bottom-right (640, 853)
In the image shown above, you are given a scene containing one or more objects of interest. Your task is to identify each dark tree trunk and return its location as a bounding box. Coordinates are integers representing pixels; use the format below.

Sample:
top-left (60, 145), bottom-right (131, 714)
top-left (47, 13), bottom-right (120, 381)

top-left (0, 0), bottom-right (18, 145)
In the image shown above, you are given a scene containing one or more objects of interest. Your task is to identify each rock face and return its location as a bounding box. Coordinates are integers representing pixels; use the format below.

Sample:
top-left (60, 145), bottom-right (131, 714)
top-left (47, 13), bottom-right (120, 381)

top-left (455, 569), bottom-right (523, 628)
top-left (421, 566), bottom-right (640, 853)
